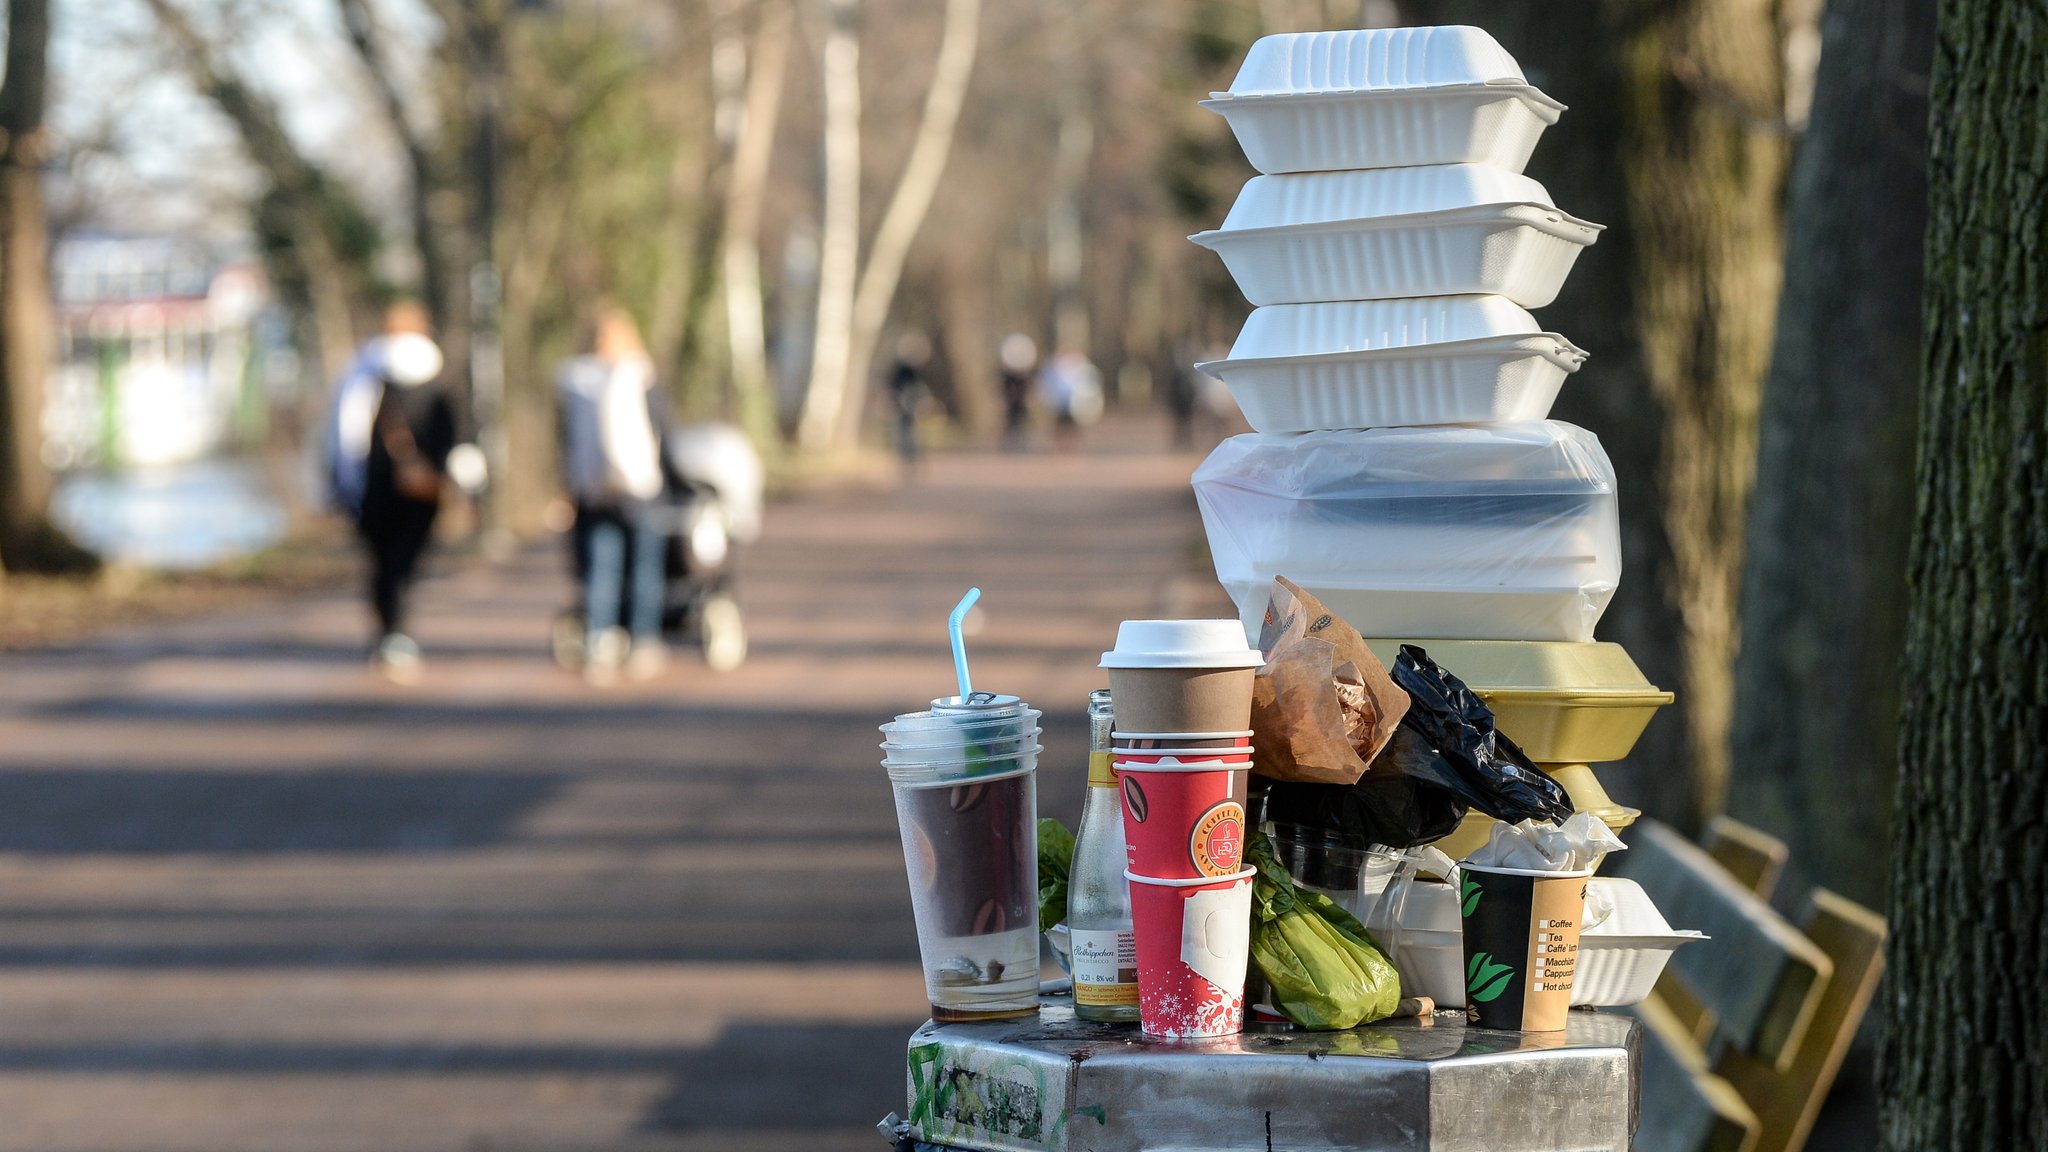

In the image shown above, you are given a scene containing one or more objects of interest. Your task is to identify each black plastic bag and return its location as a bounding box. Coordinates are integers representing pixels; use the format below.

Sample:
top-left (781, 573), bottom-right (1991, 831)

top-left (1262, 730), bottom-right (1468, 848)
top-left (1382, 644), bottom-right (1574, 825)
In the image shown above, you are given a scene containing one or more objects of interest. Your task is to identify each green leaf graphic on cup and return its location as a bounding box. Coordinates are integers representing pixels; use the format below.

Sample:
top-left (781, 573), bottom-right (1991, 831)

top-left (1461, 876), bottom-right (1481, 917)
top-left (1467, 951), bottom-right (1515, 1003)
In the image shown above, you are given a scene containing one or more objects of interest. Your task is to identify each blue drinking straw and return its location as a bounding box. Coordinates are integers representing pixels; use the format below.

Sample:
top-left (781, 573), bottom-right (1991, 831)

top-left (949, 587), bottom-right (981, 701)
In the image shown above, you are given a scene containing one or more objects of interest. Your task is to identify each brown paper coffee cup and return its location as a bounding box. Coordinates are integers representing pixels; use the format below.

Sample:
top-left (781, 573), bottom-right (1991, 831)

top-left (1108, 666), bottom-right (1257, 734)
top-left (1459, 864), bottom-right (1589, 1032)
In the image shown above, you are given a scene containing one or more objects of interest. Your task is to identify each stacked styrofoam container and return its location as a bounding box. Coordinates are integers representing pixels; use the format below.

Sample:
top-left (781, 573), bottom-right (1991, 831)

top-left (1190, 26), bottom-right (1621, 644)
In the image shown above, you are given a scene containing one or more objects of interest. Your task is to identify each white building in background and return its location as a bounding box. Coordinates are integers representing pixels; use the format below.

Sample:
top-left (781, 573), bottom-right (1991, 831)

top-left (48, 232), bottom-right (278, 471)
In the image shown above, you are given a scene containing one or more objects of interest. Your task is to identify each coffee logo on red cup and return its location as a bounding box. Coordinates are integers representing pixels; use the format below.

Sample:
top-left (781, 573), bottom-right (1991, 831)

top-left (1190, 801), bottom-right (1245, 876)
top-left (1122, 775), bottom-right (1148, 823)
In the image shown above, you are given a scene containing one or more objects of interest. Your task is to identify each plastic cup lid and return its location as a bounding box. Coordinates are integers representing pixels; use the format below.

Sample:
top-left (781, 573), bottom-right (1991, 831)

top-left (882, 708), bottom-right (1041, 735)
top-left (1099, 620), bottom-right (1263, 669)
top-left (1112, 730), bottom-right (1255, 740)
top-left (930, 693), bottom-right (1026, 713)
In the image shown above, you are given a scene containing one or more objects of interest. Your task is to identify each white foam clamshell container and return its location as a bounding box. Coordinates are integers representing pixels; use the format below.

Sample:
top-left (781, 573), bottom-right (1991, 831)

top-left (1198, 297), bottom-right (1588, 432)
top-left (1206, 28), bottom-right (1562, 174)
top-left (1227, 26), bottom-right (1528, 93)
top-left (1373, 874), bottom-right (1703, 1008)
top-left (1576, 877), bottom-right (1707, 1006)
top-left (1191, 421), bottom-right (1621, 642)
top-left (1190, 165), bottom-right (1603, 307)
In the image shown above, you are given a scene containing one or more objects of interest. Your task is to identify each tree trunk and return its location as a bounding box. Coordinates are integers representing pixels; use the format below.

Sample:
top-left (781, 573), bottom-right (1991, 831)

top-left (1420, 0), bottom-right (1685, 819)
top-left (1046, 85), bottom-right (1093, 356)
top-left (1879, 5), bottom-right (2048, 1146)
top-left (796, 0), bottom-right (862, 452)
top-left (835, 0), bottom-right (982, 446)
top-left (1728, 0), bottom-right (1934, 910)
top-left (1613, 0), bottom-right (1790, 826)
top-left (0, 0), bottom-right (90, 574)
top-left (722, 0), bottom-right (795, 449)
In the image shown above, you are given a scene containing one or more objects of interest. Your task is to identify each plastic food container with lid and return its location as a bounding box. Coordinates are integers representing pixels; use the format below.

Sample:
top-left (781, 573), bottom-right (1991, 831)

top-left (1192, 421), bottom-right (1621, 643)
top-left (1203, 26), bottom-right (1564, 175)
top-left (1197, 297), bottom-right (1588, 432)
top-left (1190, 164), bottom-right (1603, 307)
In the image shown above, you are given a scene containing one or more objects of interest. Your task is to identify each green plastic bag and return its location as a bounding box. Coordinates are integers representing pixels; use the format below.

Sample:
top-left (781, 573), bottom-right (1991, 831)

top-left (1248, 833), bottom-right (1402, 1030)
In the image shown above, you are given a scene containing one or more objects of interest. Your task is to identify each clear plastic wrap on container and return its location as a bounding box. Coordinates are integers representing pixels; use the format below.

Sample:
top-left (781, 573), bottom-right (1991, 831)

top-left (1198, 297), bottom-right (1587, 432)
top-left (1189, 165), bottom-right (1603, 307)
top-left (1191, 422), bottom-right (1621, 642)
top-left (1205, 28), bottom-right (1561, 175)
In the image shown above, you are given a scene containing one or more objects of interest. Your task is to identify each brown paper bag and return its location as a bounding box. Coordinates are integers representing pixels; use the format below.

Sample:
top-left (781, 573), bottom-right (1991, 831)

top-left (1250, 577), bottom-right (1410, 785)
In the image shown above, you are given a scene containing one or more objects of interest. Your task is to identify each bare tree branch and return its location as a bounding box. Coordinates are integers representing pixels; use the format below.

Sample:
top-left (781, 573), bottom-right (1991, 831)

top-left (138, 0), bottom-right (371, 376)
top-left (335, 0), bottom-right (458, 339)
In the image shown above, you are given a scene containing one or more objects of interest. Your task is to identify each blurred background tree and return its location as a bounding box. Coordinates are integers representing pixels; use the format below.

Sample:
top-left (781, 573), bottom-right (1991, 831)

top-left (0, 0), bottom-right (78, 572)
top-left (51, 0), bottom-right (1940, 871)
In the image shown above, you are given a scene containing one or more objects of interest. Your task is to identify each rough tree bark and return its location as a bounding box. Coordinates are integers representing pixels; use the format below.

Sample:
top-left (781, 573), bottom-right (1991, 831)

top-left (1729, 0), bottom-right (1935, 910)
top-left (1879, 3), bottom-right (2048, 1146)
top-left (1612, 0), bottom-right (1790, 826)
top-left (0, 0), bottom-right (90, 574)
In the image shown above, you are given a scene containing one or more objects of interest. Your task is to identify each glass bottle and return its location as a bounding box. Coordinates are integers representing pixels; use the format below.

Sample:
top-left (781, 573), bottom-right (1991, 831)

top-left (1067, 689), bottom-right (1140, 1022)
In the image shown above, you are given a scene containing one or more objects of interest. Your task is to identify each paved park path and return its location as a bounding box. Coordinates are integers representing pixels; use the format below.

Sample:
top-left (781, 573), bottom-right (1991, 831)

top-left (0, 418), bottom-right (1233, 1152)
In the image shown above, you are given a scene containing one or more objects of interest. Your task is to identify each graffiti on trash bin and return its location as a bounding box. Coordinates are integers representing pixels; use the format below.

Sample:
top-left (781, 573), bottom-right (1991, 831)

top-left (908, 1043), bottom-right (1107, 1148)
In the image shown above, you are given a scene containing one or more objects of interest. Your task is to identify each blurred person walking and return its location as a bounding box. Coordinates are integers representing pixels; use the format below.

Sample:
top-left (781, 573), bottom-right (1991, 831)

top-left (1036, 346), bottom-right (1102, 452)
top-left (557, 305), bottom-right (675, 686)
top-left (998, 333), bottom-right (1037, 451)
top-left (325, 301), bottom-right (485, 682)
top-left (887, 331), bottom-right (933, 478)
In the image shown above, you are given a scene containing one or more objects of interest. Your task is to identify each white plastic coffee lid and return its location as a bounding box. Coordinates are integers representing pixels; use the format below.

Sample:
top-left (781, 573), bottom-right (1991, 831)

top-left (1100, 619), bottom-right (1264, 669)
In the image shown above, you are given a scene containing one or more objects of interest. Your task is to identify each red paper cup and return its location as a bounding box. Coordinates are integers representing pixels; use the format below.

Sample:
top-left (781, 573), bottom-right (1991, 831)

top-left (1124, 867), bottom-right (1256, 1038)
top-left (1111, 749), bottom-right (1254, 766)
top-left (1113, 730), bottom-right (1253, 750)
top-left (1114, 759), bottom-right (1250, 879)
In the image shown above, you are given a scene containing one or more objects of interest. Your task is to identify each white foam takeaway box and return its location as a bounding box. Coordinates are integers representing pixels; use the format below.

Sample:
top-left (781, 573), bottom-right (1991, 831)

top-left (1191, 421), bottom-right (1621, 643)
top-left (1204, 27), bottom-right (1563, 174)
top-left (1198, 296), bottom-right (1587, 432)
top-left (1190, 165), bottom-right (1603, 307)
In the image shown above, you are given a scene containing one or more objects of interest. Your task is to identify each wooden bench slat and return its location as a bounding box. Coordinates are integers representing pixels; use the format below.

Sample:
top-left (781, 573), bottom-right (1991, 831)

top-left (1607, 820), bottom-right (1834, 1069)
top-left (1716, 889), bottom-right (1888, 1152)
top-left (1703, 816), bottom-right (1790, 902)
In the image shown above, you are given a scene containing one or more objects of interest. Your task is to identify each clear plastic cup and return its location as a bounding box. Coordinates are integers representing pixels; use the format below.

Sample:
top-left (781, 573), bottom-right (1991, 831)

top-left (883, 746), bottom-right (1042, 778)
top-left (891, 763), bottom-right (1041, 1020)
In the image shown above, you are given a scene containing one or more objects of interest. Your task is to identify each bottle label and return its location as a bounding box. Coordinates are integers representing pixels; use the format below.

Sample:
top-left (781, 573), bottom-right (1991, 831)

top-left (1087, 750), bottom-right (1117, 789)
top-left (1069, 927), bottom-right (1139, 1005)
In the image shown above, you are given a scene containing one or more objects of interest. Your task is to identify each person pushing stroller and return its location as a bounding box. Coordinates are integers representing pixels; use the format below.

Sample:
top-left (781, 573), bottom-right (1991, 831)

top-left (557, 306), bottom-right (676, 685)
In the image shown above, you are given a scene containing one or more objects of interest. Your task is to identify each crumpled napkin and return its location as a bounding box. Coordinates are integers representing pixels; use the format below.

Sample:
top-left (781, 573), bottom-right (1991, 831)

top-left (1461, 812), bottom-right (1625, 873)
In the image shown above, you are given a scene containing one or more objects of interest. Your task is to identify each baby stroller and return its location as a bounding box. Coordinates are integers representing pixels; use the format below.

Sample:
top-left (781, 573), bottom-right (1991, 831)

top-left (553, 423), bottom-right (765, 673)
